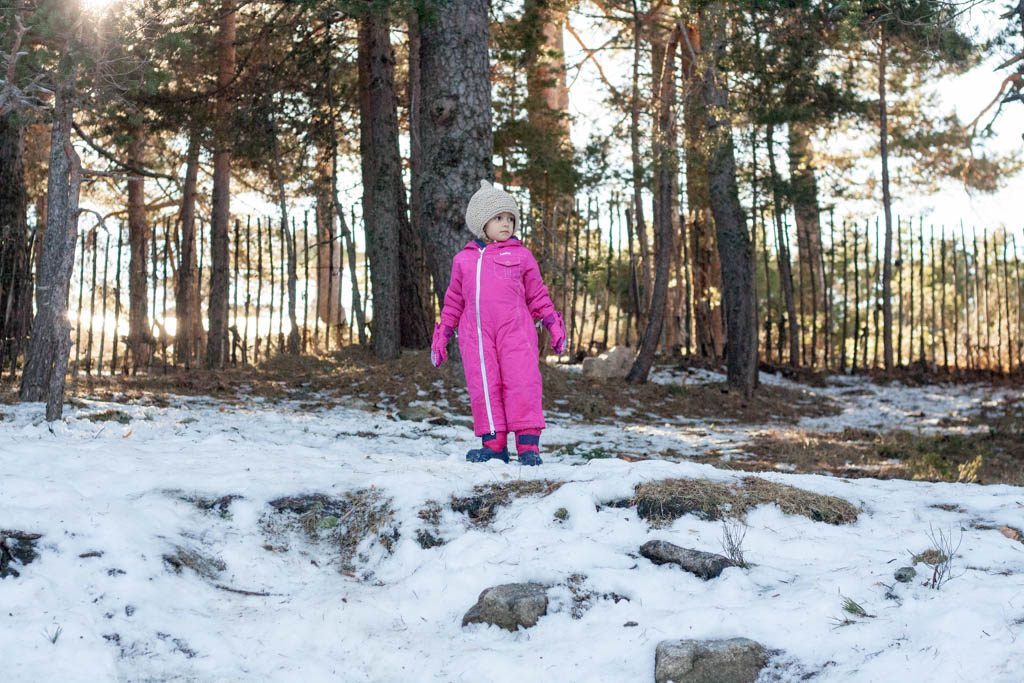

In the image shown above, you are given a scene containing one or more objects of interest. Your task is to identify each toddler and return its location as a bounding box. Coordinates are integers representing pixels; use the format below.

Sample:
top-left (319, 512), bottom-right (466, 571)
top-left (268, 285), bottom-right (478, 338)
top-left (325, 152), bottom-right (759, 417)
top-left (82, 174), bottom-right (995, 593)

top-left (431, 180), bottom-right (566, 466)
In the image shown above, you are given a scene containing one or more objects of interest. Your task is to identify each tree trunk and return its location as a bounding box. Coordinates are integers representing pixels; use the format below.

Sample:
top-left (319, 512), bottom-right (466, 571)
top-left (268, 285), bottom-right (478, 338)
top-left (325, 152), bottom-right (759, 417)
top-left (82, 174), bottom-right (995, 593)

top-left (126, 127), bottom-right (152, 372)
top-left (767, 124), bottom-right (799, 367)
top-left (700, 3), bottom-right (757, 396)
top-left (358, 10), bottom-right (404, 360)
top-left (414, 0), bottom-right (494, 300)
top-left (270, 118), bottom-right (300, 354)
top-left (522, 0), bottom-right (574, 318)
top-left (0, 111), bottom-right (32, 367)
top-left (787, 118), bottom-right (826, 362)
top-left (627, 26), bottom-right (678, 383)
top-left (629, 0), bottom-right (649, 332)
top-left (20, 57), bottom-right (81, 421)
top-left (879, 28), bottom-right (894, 371)
top-left (405, 8), bottom-right (433, 347)
top-left (174, 133), bottom-right (200, 366)
top-left (681, 21), bottom-right (725, 359)
top-left (206, 0), bottom-right (236, 369)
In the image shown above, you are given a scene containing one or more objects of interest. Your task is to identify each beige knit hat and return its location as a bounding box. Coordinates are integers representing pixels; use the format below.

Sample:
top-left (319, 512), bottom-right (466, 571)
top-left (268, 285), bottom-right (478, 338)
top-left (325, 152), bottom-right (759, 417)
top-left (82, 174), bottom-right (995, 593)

top-left (465, 179), bottom-right (520, 239)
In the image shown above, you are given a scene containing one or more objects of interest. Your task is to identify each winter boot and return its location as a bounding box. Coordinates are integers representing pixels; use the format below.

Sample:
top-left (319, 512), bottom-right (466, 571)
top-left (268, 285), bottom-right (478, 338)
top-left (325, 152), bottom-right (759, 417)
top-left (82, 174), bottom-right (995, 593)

top-left (515, 430), bottom-right (543, 466)
top-left (466, 432), bottom-right (510, 463)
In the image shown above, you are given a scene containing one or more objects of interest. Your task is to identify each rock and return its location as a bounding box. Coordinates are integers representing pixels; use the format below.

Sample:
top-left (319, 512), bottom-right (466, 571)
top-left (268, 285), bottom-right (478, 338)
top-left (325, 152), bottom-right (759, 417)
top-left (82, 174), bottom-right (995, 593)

top-left (655, 638), bottom-right (767, 683)
top-left (582, 345), bottom-right (635, 379)
top-left (640, 540), bottom-right (735, 580)
top-left (162, 546), bottom-right (226, 580)
top-left (462, 583), bottom-right (548, 631)
top-left (397, 404), bottom-right (449, 425)
top-left (894, 566), bottom-right (917, 583)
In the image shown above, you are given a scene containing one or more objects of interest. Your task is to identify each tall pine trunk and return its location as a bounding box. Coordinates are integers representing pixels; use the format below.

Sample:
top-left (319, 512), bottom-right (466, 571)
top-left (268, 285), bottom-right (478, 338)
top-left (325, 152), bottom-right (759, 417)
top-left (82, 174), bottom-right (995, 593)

top-left (879, 28), bottom-right (894, 371)
top-left (787, 122), bottom-right (826, 304)
top-left (522, 0), bottom-right (574, 322)
top-left (126, 128), bottom-right (151, 372)
top-left (767, 124), bottom-right (799, 367)
top-left (700, 3), bottom-right (757, 396)
top-left (414, 0), bottom-right (493, 300)
top-left (20, 56), bottom-right (81, 420)
top-left (206, 0), bottom-right (236, 368)
top-left (358, 9), bottom-right (404, 359)
top-left (270, 116), bottom-right (300, 354)
top-left (404, 9), bottom-right (433, 348)
top-left (314, 20), bottom-right (344, 339)
top-left (681, 22), bottom-right (724, 359)
top-left (627, 26), bottom-right (678, 382)
top-left (174, 133), bottom-right (201, 366)
top-left (629, 0), bottom-right (650, 332)
top-left (0, 111), bottom-right (32, 366)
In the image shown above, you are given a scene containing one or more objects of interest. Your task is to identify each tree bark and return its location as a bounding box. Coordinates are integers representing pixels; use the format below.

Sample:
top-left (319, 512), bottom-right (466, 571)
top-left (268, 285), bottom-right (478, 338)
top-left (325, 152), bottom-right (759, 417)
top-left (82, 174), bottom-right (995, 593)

top-left (414, 0), bottom-right (494, 300)
top-left (206, 0), bottom-right (236, 368)
top-left (0, 111), bottom-right (32, 366)
top-left (20, 56), bottom-right (81, 421)
top-left (358, 9), bottom-right (404, 360)
top-left (681, 22), bottom-right (724, 359)
top-left (174, 133), bottom-right (201, 366)
top-left (879, 28), bottom-right (894, 371)
top-left (767, 124), bottom-right (799, 367)
top-left (405, 7), bottom-right (433, 347)
top-left (523, 0), bottom-right (574, 309)
top-left (629, 0), bottom-right (650, 332)
top-left (699, 4), bottom-right (757, 396)
top-left (126, 127), bottom-right (152, 372)
top-left (627, 26), bottom-right (678, 383)
top-left (787, 121), bottom-right (826, 305)
top-left (270, 117), bottom-right (300, 354)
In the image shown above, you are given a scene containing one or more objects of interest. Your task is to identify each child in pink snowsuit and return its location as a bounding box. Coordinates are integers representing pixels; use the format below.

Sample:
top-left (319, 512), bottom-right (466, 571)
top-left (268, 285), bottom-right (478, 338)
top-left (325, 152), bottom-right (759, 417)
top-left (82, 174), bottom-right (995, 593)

top-left (430, 180), bottom-right (567, 466)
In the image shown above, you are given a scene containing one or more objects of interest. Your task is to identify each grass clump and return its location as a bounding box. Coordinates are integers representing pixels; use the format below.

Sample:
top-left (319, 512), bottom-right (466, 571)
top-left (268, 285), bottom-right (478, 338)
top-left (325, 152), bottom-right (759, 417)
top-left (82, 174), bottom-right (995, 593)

top-left (265, 489), bottom-right (397, 572)
top-left (631, 476), bottom-right (858, 526)
top-left (451, 480), bottom-right (563, 526)
top-left (83, 409), bottom-right (132, 424)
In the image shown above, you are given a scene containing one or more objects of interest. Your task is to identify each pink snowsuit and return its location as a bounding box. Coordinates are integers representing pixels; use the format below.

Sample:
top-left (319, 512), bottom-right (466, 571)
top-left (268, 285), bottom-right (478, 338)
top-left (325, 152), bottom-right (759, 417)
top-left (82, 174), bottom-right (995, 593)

top-left (439, 238), bottom-right (557, 437)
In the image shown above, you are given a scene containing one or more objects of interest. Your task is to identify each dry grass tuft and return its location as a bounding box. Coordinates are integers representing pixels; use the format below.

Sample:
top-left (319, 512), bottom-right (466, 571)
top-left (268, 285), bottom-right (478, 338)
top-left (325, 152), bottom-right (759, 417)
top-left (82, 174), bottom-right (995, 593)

top-left (739, 477), bottom-right (859, 525)
top-left (265, 489), bottom-right (397, 571)
top-left (451, 480), bottom-right (563, 526)
top-left (631, 476), bottom-right (858, 526)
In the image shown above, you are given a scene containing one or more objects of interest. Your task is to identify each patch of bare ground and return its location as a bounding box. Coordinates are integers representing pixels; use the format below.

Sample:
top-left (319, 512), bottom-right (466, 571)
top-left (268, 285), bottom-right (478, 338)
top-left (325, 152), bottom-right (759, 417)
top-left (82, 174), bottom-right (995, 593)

top-left (451, 480), bottom-right (564, 526)
top-left (628, 476), bottom-right (859, 526)
top-left (711, 393), bottom-right (1023, 485)
top-left (2, 348), bottom-right (840, 426)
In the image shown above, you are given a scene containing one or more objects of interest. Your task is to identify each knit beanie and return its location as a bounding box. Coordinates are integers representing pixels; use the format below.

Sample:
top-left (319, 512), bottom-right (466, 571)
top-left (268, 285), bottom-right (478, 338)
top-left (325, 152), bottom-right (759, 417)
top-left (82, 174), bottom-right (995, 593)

top-left (465, 179), bottom-right (520, 239)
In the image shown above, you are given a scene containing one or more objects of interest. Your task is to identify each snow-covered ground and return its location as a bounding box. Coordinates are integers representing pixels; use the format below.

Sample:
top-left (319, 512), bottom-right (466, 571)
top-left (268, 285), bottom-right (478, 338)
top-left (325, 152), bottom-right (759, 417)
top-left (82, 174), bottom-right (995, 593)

top-left (2, 373), bottom-right (1022, 682)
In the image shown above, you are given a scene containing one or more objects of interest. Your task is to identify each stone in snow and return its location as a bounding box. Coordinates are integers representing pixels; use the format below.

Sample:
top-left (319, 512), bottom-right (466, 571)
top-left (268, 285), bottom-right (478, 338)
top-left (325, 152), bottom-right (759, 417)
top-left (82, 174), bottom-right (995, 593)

top-left (640, 540), bottom-right (736, 580)
top-left (462, 582), bottom-right (548, 631)
top-left (654, 638), bottom-right (767, 683)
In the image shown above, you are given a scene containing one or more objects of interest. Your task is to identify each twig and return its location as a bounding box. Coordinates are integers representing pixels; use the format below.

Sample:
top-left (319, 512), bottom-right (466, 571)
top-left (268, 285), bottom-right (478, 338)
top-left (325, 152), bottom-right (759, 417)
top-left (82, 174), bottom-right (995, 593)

top-left (213, 583), bottom-right (280, 597)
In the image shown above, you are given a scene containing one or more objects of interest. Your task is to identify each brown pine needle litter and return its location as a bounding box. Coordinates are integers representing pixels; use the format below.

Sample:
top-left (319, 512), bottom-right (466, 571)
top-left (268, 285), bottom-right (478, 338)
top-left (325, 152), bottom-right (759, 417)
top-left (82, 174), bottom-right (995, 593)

top-left (631, 476), bottom-right (859, 526)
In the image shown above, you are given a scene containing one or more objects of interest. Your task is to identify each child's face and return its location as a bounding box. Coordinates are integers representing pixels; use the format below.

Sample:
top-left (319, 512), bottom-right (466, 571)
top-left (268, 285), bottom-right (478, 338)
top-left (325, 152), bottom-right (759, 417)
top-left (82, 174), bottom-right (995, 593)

top-left (483, 212), bottom-right (515, 242)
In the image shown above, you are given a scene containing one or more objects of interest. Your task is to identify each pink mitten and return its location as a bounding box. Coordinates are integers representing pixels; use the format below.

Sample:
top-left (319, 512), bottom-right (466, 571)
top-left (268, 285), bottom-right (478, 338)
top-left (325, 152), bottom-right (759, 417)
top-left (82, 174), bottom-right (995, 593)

top-left (431, 323), bottom-right (454, 367)
top-left (542, 313), bottom-right (566, 354)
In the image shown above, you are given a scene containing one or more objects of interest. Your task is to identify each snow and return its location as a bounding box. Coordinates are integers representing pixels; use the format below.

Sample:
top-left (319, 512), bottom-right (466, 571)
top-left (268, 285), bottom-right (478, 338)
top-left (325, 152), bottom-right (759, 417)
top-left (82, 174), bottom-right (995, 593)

top-left (2, 375), bottom-right (1022, 682)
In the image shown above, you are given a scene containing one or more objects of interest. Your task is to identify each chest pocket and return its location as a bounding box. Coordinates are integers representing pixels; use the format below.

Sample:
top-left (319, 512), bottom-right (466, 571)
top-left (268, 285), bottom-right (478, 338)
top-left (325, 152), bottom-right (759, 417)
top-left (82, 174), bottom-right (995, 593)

top-left (492, 253), bottom-right (522, 281)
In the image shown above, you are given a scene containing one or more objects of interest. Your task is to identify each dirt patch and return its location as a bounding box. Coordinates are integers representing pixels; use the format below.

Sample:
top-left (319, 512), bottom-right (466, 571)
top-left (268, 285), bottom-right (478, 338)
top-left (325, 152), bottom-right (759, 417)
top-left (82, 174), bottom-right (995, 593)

top-left (416, 500), bottom-right (445, 549)
top-left (264, 489), bottom-right (397, 572)
top-left (630, 476), bottom-right (858, 526)
top-left (451, 480), bottom-right (564, 526)
top-left (1, 530), bottom-right (42, 578)
top-left (0, 347), bottom-right (842, 427)
top-left (732, 407), bottom-right (1024, 485)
